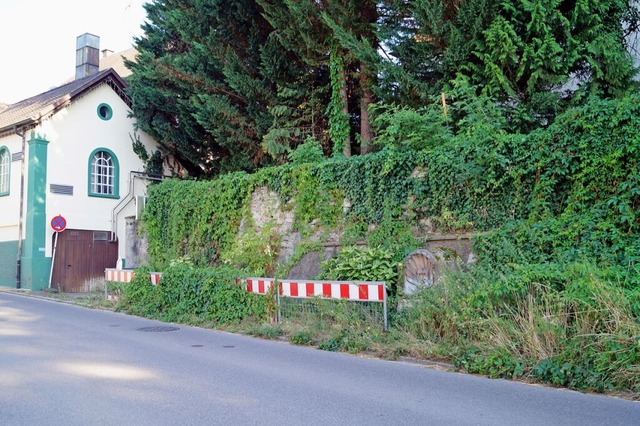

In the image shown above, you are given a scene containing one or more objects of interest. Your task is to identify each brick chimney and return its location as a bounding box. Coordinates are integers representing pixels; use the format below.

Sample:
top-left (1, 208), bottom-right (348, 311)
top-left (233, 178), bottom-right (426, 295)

top-left (75, 33), bottom-right (100, 80)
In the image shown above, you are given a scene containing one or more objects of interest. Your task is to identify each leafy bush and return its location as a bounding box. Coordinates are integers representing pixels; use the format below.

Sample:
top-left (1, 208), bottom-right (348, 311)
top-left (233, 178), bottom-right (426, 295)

top-left (287, 137), bottom-right (325, 164)
top-left (397, 262), bottom-right (640, 393)
top-left (119, 265), bottom-right (268, 324)
top-left (371, 103), bottom-right (451, 150)
top-left (475, 94), bottom-right (640, 268)
top-left (320, 246), bottom-right (398, 286)
top-left (222, 221), bottom-right (281, 276)
top-left (118, 267), bottom-right (162, 317)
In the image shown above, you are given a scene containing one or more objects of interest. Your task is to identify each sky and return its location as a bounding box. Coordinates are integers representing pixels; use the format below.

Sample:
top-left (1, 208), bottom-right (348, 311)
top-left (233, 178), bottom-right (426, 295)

top-left (0, 0), bottom-right (148, 104)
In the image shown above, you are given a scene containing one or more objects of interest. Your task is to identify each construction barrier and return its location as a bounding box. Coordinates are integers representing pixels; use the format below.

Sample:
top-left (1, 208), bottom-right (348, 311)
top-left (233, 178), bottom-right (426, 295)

top-left (240, 278), bottom-right (388, 330)
top-left (104, 270), bottom-right (387, 330)
top-left (104, 268), bottom-right (135, 283)
top-left (150, 272), bottom-right (162, 286)
top-left (105, 269), bottom-right (163, 286)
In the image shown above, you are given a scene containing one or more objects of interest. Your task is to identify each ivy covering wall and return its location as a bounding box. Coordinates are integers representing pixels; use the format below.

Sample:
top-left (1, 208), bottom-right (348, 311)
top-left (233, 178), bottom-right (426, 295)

top-left (142, 94), bottom-right (640, 281)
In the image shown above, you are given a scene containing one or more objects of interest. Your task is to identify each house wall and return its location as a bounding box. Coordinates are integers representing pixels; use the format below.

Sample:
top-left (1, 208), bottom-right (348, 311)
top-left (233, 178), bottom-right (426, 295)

top-left (42, 84), bottom-right (157, 262)
top-left (0, 133), bottom-right (24, 240)
top-left (0, 134), bottom-right (24, 286)
top-left (0, 240), bottom-right (18, 286)
top-left (0, 82), bottom-right (160, 290)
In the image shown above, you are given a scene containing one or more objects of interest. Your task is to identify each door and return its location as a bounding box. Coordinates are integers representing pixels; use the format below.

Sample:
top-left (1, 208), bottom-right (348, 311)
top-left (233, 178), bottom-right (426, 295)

top-left (50, 229), bottom-right (118, 292)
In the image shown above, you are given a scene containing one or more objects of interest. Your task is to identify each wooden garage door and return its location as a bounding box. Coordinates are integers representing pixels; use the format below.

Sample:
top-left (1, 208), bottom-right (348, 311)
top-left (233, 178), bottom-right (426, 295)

top-left (50, 229), bottom-right (118, 293)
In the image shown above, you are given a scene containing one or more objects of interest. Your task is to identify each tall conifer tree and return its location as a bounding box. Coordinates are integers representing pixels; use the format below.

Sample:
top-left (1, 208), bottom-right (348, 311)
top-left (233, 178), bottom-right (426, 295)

top-left (127, 0), bottom-right (307, 176)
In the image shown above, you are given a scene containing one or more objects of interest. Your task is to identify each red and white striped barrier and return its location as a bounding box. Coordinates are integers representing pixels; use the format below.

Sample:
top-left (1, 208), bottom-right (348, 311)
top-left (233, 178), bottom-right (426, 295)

top-left (105, 269), bottom-right (135, 283)
top-left (239, 278), bottom-right (388, 329)
top-left (241, 278), bottom-right (386, 302)
top-left (243, 278), bottom-right (274, 295)
top-left (104, 269), bottom-right (162, 286)
top-left (150, 272), bottom-right (162, 286)
top-left (280, 280), bottom-right (386, 302)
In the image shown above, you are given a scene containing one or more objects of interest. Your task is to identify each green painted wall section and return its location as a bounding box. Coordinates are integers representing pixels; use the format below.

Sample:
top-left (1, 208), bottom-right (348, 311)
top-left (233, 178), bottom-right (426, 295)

top-left (0, 240), bottom-right (18, 287)
top-left (21, 133), bottom-right (50, 291)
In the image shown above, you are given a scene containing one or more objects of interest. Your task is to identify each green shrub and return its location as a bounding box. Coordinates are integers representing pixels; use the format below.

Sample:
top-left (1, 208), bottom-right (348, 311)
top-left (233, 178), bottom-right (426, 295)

top-left (221, 221), bottom-right (281, 276)
top-left (397, 262), bottom-right (640, 393)
top-left (320, 246), bottom-right (398, 286)
top-left (120, 265), bottom-right (268, 324)
top-left (371, 103), bottom-right (451, 150)
top-left (287, 137), bottom-right (325, 164)
top-left (118, 268), bottom-right (155, 315)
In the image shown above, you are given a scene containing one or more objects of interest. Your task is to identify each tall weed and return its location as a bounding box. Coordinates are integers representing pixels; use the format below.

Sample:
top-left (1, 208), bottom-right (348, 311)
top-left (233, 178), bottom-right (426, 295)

top-left (397, 262), bottom-right (640, 393)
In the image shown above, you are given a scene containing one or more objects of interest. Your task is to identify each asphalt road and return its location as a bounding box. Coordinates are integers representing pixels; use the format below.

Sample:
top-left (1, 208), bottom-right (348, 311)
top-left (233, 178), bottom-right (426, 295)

top-left (0, 291), bottom-right (638, 425)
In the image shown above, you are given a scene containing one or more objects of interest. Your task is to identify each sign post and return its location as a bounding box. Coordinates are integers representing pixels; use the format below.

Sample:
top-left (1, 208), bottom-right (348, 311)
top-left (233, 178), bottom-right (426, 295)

top-left (49, 215), bottom-right (67, 290)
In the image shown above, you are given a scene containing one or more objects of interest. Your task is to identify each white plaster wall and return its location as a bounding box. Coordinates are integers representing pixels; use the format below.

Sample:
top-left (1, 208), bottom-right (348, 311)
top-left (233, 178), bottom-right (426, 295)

top-left (37, 84), bottom-right (159, 259)
top-left (0, 133), bottom-right (25, 242)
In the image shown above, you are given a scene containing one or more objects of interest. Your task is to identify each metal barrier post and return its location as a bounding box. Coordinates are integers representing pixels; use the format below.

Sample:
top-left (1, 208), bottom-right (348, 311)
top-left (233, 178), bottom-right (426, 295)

top-left (275, 278), bottom-right (281, 324)
top-left (383, 282), bottom-right (388, 332)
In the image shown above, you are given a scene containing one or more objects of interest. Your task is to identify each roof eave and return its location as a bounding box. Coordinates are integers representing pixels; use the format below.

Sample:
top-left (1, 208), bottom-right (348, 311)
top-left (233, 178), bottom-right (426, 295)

top-left (0, 118), bottom-right (37, 139)
top-left (0, 69), bottom-right (131, 137)
top-left (69, 68), bottom-right (130, 107)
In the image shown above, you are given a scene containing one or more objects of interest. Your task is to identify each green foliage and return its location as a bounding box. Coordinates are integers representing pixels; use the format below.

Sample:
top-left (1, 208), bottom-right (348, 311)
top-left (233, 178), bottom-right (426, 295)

top-left (141, 173), bottom-right (252, 268)
top-left (475, 94), bottom-right (640, 268)
top-left (289, 330), bottom-right (314, 346)
top-left (371, 103), bottom-right (451, 150)
top-left (222, 221), bottom-right (281, 276)
top-left (138, 93), bottom-right (640, 395)
top-left (327, 47), bottom-right (351, 157)
top-left (127, 0), bottom-right (330, 177)
top-left (470, 0), bottom-right (637, 128)
top-left (367, 213), bottom-right (421, 262)
top-left (287, 137), bottom-right (325, 165)
top-left (379, 0), bottom-right (638, 130)
top-left (119, 265), bottom-right (268, 324)
top-left (118, 267), bottom-right (162, 317)
top-left (318, 327), bottom-right (370, 354)
top-left (318, 149), bottom-right (418, 225)
top-left (131, 133), bottom-right (165, 176)
top-left (398, 262), bottom-right (640, 393)
top-left (126, 0), bottom-right (639, 176)
top-left (144, 93), bottom-right (640, 278)
top-left (320, 246), bottom-right (397, 285)
top-left (280, 297), bottom-right (386, 353)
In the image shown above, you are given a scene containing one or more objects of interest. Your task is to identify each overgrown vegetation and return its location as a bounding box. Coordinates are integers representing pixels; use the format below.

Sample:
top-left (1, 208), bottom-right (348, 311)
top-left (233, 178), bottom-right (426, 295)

top-left (397, 263), bottom-right (640, 395)
top-left (143, 93), bottom-right (640, 273)
top-left (115, 93), bottom-right (640, 397)
top-left (117, 265), bottom-right (268, 325)
top-left (127, 0), bottom-right (639, 176)
top-left (118, 0), bottom-right (640, 398)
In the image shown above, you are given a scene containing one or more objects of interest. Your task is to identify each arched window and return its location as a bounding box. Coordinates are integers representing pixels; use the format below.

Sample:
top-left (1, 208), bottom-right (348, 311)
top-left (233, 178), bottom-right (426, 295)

top-left (88, 148), bottom-right (119, 198)
top-left (0, 147), bottom-right (9, 196)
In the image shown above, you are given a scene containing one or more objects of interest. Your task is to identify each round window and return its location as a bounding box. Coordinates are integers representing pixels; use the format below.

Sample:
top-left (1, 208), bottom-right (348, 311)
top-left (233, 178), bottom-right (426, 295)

top-left (97, 103), bottom-right (113, 121)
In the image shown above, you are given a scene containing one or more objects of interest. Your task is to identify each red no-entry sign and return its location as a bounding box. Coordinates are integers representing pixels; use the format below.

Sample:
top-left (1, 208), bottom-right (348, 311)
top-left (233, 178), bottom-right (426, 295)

top-left (50, 215), bottom-right (67, 232)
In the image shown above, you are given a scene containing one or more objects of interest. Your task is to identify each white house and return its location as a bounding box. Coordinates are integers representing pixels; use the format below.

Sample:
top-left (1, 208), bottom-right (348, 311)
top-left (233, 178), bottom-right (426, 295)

top-left (0, 34), bottom-right (174, 292)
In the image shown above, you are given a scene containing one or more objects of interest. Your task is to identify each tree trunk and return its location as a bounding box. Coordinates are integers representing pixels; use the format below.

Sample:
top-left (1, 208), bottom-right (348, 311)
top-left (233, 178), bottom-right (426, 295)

top-left (340, 65), bottom-right (351, 157)
top-left (359, 62), bottom-right (373, 155)
top-left (358, 1), bottom-right (377, 155)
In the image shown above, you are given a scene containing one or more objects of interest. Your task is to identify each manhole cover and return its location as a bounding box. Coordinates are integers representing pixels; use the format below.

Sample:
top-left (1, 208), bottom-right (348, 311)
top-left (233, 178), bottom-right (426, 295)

top-left (109, 325), bottom-right (120, 327)
top-left (191, 344), bottom-right (203, 348)
top-left (0, 318), bottom-right (7, 322)
top-left (222, 345), bottom-right (235, 348)
top-left (136, 326), bottom-right (179, 332)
